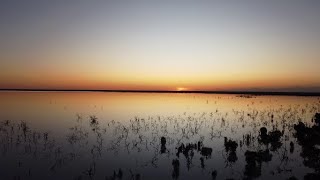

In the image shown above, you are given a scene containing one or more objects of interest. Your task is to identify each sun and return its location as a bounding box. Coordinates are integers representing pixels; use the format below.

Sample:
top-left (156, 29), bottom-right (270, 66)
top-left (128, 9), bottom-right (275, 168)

top-left (176, 87), bottom-right (188, 91)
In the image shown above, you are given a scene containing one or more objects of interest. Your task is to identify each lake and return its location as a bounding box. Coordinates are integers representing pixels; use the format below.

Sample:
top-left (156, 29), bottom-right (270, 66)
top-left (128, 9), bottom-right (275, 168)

top-left (0, 92), bottom-right (320, 180)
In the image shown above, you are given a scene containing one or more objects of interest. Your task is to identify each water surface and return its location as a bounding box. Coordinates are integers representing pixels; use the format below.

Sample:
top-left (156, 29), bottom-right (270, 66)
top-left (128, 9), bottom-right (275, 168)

top-left (0, 92), bottom-right (319, 179)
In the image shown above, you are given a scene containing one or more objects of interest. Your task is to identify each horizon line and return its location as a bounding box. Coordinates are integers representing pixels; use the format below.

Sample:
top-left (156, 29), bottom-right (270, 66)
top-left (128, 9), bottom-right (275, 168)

top-left (0, 89), bottom-right (320, 96)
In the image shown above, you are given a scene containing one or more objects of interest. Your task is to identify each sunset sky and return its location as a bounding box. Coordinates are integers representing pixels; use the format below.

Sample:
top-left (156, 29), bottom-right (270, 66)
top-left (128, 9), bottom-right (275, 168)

top-left (1, 0), bottom-right (320, 92)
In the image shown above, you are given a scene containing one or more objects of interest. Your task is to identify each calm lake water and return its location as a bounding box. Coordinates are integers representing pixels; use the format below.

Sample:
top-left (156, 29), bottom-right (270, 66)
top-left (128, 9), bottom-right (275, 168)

top-left (0, 92), bottom-right (320, 180)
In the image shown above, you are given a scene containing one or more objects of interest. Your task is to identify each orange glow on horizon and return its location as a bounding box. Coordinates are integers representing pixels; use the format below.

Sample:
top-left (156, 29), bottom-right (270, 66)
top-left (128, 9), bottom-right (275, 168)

top-left (1, 71), bottom-right (319, 92)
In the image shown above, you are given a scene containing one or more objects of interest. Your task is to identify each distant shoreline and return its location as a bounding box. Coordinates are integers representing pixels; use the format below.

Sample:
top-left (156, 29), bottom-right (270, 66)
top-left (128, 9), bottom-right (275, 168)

top-left (0, 89), bottom-right (320, 96)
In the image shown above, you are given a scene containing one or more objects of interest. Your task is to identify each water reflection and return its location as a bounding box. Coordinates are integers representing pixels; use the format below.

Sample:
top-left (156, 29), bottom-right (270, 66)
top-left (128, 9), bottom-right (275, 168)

top-left (0, 92), bottom-right (320, 179)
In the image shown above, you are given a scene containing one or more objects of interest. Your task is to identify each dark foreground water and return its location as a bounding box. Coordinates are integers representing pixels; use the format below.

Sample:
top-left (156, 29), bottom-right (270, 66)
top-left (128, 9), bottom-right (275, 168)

top-left (0, 92), bottom-right (320, 180)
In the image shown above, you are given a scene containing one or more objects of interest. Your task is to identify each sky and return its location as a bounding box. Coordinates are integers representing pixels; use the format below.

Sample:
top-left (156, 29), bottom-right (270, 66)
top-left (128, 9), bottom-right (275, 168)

top-left (1, 0), bottom-right (320, 92)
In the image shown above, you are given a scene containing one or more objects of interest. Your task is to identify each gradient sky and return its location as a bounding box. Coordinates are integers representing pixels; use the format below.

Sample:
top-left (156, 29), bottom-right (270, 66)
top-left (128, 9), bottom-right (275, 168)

top-left (1, 0), bottom-right (320, 92)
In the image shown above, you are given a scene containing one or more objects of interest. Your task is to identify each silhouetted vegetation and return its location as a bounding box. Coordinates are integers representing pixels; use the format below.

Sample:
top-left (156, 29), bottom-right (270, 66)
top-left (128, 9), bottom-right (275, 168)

top-left (293, 113), bottom-right (320, 179)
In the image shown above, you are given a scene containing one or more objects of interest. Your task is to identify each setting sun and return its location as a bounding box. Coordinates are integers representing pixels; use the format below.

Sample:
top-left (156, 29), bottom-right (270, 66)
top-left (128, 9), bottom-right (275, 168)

top-left (176, 87), bottom-right (188, 91)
